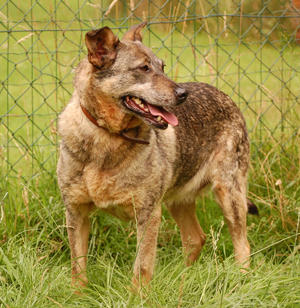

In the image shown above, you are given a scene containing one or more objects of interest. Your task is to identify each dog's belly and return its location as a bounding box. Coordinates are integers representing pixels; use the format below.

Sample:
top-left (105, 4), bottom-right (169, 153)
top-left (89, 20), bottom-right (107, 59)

top-left (100, 204), bottom-right (135, 221)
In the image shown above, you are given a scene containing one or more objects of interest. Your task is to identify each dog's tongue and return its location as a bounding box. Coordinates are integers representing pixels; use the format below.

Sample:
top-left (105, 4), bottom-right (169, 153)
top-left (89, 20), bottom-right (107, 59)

top-left (147, 104), bottom-right (178, 126)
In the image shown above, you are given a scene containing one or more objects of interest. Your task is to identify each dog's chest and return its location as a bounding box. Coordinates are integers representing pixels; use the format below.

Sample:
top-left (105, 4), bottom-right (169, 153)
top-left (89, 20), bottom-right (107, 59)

top-left (83, 164), bottom-right (141, 216)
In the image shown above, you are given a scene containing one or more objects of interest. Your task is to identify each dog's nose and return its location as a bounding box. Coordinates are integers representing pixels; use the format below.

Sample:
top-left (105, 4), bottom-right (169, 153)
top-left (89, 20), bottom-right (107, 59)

top-left (175, 87), bottom-right (188, 105)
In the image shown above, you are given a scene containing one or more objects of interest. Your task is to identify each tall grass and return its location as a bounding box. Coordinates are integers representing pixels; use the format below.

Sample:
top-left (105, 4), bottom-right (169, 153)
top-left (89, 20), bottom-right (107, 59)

top-left (0, 161), bottom-right (299, 307)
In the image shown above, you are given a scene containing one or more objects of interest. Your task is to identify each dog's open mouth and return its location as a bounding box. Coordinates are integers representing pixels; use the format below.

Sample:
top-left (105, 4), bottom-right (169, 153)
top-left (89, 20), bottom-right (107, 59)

top-left (123, 96), bottom-right (178, 129)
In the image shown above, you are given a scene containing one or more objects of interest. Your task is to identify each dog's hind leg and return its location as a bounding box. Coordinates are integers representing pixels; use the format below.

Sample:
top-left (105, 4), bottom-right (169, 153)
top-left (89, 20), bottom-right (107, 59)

top-left (213, 175), bottom-right (250, 269)
top-left (168, 201), bottom-right (206, 265)
top-left (66, 203), bottom-right (94, 288)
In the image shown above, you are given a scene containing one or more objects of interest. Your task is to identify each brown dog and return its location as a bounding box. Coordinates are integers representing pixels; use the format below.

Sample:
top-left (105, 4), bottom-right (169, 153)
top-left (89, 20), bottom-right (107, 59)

top-left (57, 23), bottom-right (256, 289)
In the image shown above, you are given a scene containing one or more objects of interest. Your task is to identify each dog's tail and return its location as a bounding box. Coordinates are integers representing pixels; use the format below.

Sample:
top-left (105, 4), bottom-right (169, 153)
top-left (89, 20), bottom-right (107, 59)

top-left (247, 199), bottom-right (259, 215)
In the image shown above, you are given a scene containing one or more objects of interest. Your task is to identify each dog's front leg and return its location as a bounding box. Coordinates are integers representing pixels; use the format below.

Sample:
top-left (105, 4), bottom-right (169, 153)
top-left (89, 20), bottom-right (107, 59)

top-left (133, 203), bottom-right (162, 289)
top-left (66, 203), bottom-right (94, 288)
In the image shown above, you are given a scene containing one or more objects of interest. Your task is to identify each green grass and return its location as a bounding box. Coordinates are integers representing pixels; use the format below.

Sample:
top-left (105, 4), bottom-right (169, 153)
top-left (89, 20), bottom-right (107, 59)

top-left (0, 167), bottom-right (299, 307)
top-left (1, 3), bottom-right (300, 306)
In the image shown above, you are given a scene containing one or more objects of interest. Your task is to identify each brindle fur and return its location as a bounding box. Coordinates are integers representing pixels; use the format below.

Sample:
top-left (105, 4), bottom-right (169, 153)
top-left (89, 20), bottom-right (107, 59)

top-left (57, 23), bottom-right (253, 289)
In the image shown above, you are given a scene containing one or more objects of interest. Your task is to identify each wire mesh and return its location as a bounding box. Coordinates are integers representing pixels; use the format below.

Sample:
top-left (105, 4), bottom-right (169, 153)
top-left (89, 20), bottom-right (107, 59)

top-left (0, 0), bottom-right (299, 180)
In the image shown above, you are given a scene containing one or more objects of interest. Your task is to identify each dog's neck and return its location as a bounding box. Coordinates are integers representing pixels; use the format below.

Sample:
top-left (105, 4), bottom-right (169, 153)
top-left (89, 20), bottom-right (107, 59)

top-left (80, 104), bottom-right (150, 145)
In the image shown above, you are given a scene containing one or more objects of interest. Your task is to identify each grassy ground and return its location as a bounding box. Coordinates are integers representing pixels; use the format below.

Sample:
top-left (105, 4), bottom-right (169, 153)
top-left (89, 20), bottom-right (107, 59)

top-left (0, 157), bottom-right (299, 307)
top-left (1, 4), bottom-right (300, 307)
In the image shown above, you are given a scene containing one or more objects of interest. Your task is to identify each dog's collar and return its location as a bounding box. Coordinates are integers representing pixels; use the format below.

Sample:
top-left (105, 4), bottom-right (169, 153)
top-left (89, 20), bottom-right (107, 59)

top-left (80, 104), bottom-right (150, 145)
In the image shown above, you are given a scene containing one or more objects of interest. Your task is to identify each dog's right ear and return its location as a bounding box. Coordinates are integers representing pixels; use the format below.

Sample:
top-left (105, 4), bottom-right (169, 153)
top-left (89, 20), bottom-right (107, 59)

top-left (85, 27), bottom-right (119, 69)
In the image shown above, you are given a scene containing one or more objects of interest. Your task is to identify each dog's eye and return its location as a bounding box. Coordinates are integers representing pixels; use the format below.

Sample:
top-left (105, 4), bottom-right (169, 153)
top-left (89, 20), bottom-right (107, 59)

top-left (140, 65), bottom-right (151, 72)
top-left (162, 63), bottom-right (166, 72)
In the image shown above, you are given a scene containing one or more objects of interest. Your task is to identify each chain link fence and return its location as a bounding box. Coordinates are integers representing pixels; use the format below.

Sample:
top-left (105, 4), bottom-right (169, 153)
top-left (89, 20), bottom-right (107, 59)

top-left (1, 0), bottom-right (300, 180)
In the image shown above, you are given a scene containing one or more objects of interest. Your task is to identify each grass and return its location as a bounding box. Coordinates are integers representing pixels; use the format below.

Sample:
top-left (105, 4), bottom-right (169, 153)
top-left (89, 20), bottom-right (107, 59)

top-left (1, 2), bottom-right (300, 307)
top-left (0, 167), bottom-right (299, 307)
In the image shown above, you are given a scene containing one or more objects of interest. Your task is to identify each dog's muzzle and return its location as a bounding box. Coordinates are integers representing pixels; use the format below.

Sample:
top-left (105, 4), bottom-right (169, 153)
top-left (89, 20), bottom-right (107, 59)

top-left (122, 96), bottom-right (178, 129)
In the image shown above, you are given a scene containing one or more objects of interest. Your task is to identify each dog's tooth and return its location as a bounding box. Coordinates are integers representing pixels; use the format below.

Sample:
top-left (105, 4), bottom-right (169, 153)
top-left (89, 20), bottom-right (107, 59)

top-left (157, 116), bottom-right (161, 121)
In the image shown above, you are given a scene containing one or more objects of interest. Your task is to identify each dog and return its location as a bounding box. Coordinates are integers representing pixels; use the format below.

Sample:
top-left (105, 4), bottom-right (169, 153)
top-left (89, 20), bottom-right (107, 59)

top-left (57, 23), bottom-right (257, 289)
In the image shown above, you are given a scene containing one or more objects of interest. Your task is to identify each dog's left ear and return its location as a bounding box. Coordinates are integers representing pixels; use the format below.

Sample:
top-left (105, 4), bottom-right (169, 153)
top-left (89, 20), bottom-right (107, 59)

top-left (85, 27), bottom-right (119, 69)
top-left (122, 22), bottom-right (147, 42)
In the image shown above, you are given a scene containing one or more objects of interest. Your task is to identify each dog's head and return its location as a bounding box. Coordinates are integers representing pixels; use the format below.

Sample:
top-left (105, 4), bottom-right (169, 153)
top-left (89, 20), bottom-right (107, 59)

top-left (84, 23), bottom-right (187, 129)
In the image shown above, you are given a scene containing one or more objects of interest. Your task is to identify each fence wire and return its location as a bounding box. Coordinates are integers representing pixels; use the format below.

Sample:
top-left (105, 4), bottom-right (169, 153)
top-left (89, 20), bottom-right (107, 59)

top-left (0, 0), bottom-right (300, 180)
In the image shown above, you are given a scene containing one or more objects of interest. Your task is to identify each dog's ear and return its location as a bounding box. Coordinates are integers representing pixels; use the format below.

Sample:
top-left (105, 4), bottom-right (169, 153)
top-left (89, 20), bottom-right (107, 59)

top-left (122, 22), bottom-right (147, 42)
top-left (85, 27), bottom-right (119, 69)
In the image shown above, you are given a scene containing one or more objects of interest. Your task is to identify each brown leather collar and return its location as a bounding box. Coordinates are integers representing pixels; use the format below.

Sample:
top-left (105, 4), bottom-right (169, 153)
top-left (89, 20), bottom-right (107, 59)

top-left (80, 104), bottom-right (149, 145)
